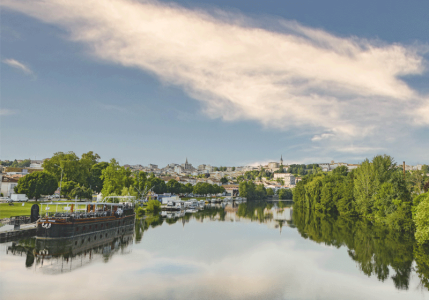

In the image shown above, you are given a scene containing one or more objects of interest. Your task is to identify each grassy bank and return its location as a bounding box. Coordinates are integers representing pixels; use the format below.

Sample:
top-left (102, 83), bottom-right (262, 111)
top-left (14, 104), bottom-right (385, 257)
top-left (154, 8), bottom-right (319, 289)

top-left (0, 202), bottom-right (88, 219)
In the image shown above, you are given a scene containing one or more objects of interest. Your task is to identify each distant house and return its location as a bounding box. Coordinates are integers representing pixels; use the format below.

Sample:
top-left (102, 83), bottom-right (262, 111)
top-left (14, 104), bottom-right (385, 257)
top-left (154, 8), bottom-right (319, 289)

top-left (1, 175), bottom-right (23, 197)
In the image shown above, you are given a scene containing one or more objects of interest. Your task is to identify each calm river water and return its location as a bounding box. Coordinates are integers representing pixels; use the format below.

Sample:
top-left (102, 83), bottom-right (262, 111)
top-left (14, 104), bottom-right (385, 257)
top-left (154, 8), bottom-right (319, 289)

top-left (1, 201), bottom-right (428, 300)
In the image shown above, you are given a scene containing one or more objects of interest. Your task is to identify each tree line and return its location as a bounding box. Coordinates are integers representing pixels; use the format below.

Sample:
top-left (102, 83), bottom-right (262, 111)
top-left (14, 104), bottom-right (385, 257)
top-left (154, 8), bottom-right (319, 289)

top-left (293, 154), bottom-right (429, 245)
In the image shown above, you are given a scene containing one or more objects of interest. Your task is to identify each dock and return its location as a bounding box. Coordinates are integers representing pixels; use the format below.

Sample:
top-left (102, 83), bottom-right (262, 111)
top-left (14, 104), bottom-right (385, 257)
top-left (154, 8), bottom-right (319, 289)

top-left (0, 216), bottom-right (37, 242)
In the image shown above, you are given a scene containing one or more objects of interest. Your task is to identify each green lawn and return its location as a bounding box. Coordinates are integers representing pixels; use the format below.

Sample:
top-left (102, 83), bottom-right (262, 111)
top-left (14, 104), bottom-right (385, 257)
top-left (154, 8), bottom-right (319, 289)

top-left (0, 202), bottom-right (88, 219)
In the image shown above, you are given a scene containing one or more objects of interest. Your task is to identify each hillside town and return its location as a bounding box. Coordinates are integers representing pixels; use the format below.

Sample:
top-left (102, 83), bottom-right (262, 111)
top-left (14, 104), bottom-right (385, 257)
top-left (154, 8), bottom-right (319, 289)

top-left (1, 155), bottom-right (427, 198)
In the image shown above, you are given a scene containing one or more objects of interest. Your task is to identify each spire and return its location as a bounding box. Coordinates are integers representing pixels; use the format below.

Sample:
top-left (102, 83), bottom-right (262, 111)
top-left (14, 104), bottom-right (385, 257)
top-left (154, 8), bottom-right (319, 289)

top-left (280, 154), bottom-right (283, 164)
top-left (186, 157), bottom-right (188, 164)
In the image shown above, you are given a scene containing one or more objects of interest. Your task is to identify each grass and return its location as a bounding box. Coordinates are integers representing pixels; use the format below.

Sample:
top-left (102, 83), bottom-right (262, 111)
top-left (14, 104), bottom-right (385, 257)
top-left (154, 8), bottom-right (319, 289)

top-left (0, 202), bottom-right (89, 219)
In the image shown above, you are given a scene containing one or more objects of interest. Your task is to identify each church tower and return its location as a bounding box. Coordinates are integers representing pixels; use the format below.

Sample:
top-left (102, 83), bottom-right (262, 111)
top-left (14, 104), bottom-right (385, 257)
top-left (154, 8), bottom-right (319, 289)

top-left (280, 155), bottom-right (283, 165)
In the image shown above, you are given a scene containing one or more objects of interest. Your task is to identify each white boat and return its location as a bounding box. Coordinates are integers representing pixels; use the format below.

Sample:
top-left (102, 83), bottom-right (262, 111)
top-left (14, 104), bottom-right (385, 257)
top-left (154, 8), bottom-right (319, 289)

top-left (185, 209), bottom-right (197, 213)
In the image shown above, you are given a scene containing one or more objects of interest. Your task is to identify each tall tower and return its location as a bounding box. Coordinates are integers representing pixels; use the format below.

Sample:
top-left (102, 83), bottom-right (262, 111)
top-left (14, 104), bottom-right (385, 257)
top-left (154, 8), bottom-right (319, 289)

top-left (280, 155), bottom-right (283, 166)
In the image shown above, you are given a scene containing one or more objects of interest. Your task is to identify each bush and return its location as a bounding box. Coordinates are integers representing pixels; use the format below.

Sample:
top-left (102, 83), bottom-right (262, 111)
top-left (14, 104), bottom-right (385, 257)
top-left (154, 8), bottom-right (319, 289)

top-left (146, 199), bottom-right (161, 213)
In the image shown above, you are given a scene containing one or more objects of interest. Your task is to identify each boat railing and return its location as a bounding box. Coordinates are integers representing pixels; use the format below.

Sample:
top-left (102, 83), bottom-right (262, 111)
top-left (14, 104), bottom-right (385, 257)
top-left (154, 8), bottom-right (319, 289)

top-left (42, 210), bottom-right (113, 220)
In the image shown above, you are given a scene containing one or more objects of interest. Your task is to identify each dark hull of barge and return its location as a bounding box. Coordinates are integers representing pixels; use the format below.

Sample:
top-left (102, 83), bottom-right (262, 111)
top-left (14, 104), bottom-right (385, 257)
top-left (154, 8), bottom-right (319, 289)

top-left (36, 213), bottom-right (135, 239)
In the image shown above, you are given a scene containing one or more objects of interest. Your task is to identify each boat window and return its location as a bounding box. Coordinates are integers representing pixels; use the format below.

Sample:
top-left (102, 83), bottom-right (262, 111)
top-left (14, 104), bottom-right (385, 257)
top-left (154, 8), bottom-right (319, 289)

top-left (95, 225), bottom-right (98, 229)
top-left (83, 226), bottom-right (86, 230)
top-left (89, 225), bottom-right (92, 229)
top-left (76, 227), bottom-right (79, 231)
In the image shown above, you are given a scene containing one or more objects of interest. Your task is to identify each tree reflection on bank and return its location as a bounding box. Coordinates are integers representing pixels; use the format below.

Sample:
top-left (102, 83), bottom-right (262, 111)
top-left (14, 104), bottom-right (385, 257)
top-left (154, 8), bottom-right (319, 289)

top-left (292, 208), bottom-right (429, 291)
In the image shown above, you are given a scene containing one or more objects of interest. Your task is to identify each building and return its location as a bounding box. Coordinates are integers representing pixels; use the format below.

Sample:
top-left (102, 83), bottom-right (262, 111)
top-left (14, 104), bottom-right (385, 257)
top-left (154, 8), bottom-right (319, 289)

top-left (273, 173), bottom-right (295, 186)
top-left (268, 162), bottom-right (279, 169)
top-left (198, 164), bottom-right (206, 171)
top-left (148, 164), bottom-right (158, 169)
top-left (1, 175), bottom-right (23, 197)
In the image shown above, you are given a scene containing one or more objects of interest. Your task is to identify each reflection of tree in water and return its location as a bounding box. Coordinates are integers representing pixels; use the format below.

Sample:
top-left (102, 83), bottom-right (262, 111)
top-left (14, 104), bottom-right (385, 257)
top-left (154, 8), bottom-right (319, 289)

top-left (292, 208), bottom-right (422, 291)
top-left (414, 244), bottom-right (429, 290)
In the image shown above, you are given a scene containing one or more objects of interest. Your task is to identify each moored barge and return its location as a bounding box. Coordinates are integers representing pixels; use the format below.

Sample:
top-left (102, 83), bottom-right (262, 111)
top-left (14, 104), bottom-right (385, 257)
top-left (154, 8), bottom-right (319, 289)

top-left (37, 201), bottom-right (135, 239)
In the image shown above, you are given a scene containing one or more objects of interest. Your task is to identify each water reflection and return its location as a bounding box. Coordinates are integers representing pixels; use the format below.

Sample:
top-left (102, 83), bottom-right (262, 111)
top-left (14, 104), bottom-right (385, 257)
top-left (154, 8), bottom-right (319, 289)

top-left (1, 201), bottom-right (428, 299)
top-left (292, 208), bottom-right (429, 291)
top-left (6, 221), bottom-right (134, 274)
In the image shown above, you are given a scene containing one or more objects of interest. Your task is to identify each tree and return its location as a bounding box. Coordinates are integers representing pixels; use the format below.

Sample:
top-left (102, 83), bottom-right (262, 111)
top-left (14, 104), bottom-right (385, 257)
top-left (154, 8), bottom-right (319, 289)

top-left (146, 176), bottom-right (167, 194)
top-left (60, 181), bottom-right (78, 198)
top-left (266, 188), bottom-right (274, 196)
top-left (146, 199), bottom-right (161, 213)
top-left (333, 166), bottom-right (348, 176)
top-left (413, 193), bottom-right (429, 244)
top-left (43, 151), bottom-right (82, 183)
top-left (132, 171), bottom-right (147, 198)
top-left (89, 161), bottom-right (109, 193)
top-left (232, 167), bottom-right (236, 171)
top-left (11, 159), bottom-right (31, 168)
top-left (79, 151), bottom-right (101, 187)
top-left (278, 188), bottom-right (293, 199)
top-left (69, 184), bottom-right (93, 201)
top-left (220, 177), bottom-right (228, 184)
top-left (14, 172), bottom-right (58, 201)
top-left (101, 159), bottom-right (134, 196)
top-left (167, 179), bottom-right (181, 194)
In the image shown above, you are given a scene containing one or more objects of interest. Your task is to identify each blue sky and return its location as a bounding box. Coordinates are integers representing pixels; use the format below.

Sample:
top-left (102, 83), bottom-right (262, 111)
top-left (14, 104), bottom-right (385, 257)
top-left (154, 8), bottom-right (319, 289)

top-left (1, 0), bottom-right (428, 167)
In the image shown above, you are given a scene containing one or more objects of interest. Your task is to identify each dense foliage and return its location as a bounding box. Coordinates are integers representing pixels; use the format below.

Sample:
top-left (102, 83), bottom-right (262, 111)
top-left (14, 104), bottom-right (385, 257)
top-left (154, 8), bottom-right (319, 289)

top-left (287, 164), bottom-right (319, 176)
top-left (14, 172), bottom-right (58, 201)
top-left (413, 193), bottom-right (429, 244)
top-left (1, 159), bottom-right (31, 168)
top-left (278, 188), bottom-right (293, 199)
top-left (239, 181), bottom-right (267, 200)
top-left (293, 155), bottom-right (415, 231)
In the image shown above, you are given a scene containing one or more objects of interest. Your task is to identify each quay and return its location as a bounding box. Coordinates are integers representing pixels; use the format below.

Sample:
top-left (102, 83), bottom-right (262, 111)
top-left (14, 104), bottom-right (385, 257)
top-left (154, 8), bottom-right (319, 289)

top-left (0, 216), bottom-right (36, 242)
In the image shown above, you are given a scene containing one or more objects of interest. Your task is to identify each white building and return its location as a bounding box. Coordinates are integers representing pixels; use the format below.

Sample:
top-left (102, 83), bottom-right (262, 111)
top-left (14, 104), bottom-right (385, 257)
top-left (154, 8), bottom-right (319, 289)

top-left (273, 173), bottom-right (295, 186)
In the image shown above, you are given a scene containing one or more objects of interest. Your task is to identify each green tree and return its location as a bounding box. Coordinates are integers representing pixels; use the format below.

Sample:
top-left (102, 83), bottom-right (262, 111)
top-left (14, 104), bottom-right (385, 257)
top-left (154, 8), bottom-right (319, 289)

top-left (60, 181), bottom-right (78, 198)
top-left (43, 151), bottom-right (82, 183)
top-left (167, 179), bottom-right (181, 194)
top-left (146, 175), bottom-right (167, 194)
top-left (11, 159), bottom-right (31, 168)
top-left (146, 199), bottom-right (161, 212)
top-left (278, 188), bottom-right (293, 199)
top-left (89, 161), bottom-right (109, 193)
top-left (332, 165), bottom-right (348, 176)
top-left (101, 159), bottom-right (134, 196)
top-left (413, 193), bottom-right (429, 244)
top-left (220, 177), bottom-right (228, 184)
top-left (14, 171), bottom-right (58, 201)
top-left (79, 151), bottom-right (101, 187)
top-left (267, 188), bottom-right (274, 196)
top-left (69, 184), bottom-right (93, 201)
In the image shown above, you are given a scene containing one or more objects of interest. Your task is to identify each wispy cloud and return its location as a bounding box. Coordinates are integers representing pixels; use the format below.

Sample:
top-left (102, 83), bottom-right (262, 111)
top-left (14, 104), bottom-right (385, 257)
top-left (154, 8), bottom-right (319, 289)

top-left (1, 0), bottom-right (429, 155)
top-left (0, 108), bottom-right (16, 116)
top-left (2, 58), bottom-right (33, 75)
top-left (98, 103), bottom-right (128, 113)
top-left (311, 133), bottom-right (335, 142)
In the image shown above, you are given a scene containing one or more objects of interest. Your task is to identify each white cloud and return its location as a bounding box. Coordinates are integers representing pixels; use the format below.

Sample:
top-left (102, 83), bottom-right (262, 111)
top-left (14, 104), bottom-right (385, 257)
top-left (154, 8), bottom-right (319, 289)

top-left (311, 133), bottom-right (335, 141)
top-left (1, 0), bottom-right (429, 153)
top-left (0, 108), bottom-right (16, 116)
top-left (2, 58), bottom-right (33, 75)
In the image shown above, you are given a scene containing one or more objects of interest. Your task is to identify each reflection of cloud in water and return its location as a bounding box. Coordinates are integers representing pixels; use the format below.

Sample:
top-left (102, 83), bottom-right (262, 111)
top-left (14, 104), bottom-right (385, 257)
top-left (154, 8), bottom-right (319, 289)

top-left (0, 235), bottom-right (423, 300)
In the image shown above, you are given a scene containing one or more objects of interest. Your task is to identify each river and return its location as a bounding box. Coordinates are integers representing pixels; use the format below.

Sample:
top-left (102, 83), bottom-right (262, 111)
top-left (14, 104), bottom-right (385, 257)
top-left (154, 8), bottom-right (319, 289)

top-left (0, 201), bottom-right (428, 300)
